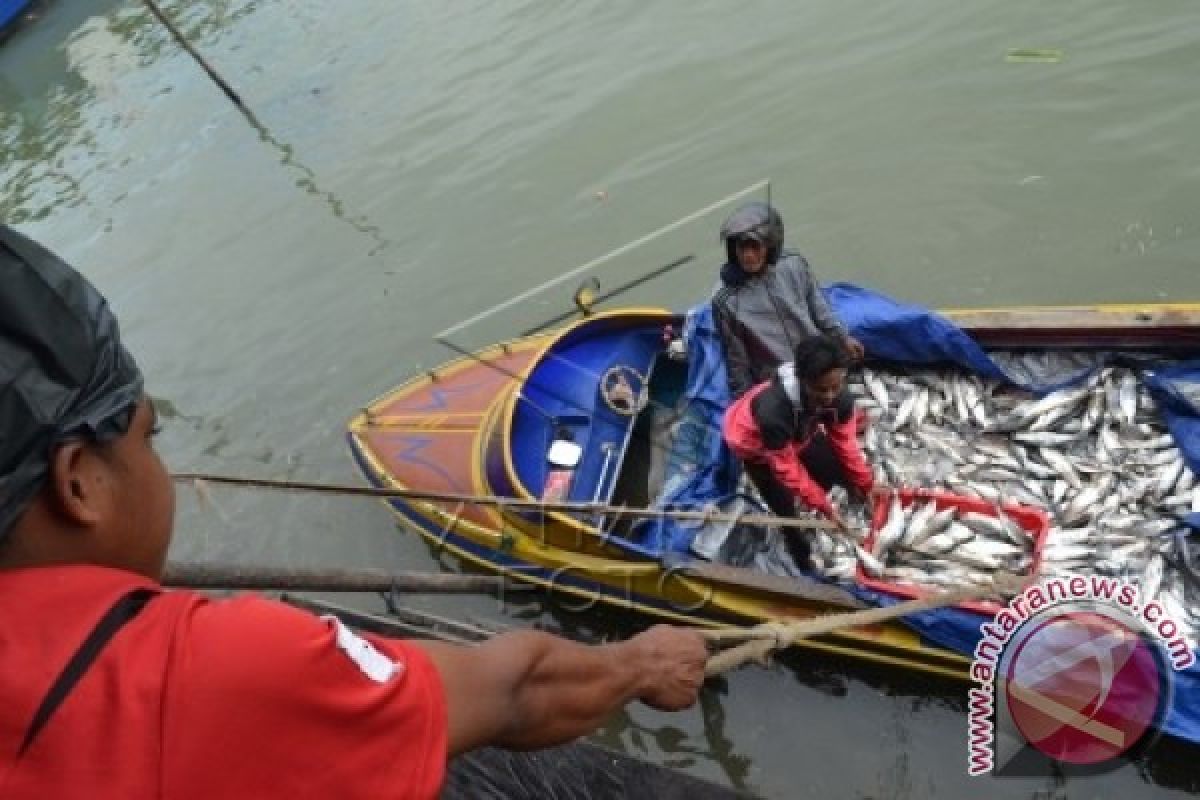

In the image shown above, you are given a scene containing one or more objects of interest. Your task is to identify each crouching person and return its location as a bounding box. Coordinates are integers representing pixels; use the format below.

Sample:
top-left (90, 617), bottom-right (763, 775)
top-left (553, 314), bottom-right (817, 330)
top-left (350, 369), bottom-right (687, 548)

top-left (721, 335), bottom-right (875, 568)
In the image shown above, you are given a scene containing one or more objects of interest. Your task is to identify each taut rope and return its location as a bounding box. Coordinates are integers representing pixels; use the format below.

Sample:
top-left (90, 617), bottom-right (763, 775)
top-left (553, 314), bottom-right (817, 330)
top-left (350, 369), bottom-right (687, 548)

top-left (701, 583), bottom-right (1008, 675)
top-left (172, 472), bottom-right (840, 531)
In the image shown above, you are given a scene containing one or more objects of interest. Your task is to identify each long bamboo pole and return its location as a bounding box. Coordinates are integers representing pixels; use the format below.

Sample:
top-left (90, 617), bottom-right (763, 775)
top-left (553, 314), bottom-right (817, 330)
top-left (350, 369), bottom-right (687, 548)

top-left (162, 562), bottom-right (532, 594)
top-left (281, 594), bottom-right (481, 644)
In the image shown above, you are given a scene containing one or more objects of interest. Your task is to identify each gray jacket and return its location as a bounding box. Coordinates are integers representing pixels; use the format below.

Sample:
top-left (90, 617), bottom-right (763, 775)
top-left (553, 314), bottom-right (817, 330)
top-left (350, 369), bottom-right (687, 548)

top-left (711, 251), bottom-right (848, 397)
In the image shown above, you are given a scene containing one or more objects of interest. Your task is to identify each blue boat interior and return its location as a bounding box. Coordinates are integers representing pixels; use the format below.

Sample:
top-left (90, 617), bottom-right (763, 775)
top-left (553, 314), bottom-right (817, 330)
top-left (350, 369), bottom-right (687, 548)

top-left (511, 319), bottom-right (689, 559)
top-left (0, 0), bottom-right (31, 30)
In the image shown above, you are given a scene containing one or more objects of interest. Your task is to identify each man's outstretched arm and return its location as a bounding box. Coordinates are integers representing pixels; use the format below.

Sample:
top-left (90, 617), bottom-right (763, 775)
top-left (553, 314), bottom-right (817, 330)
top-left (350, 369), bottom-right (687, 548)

top-left (417, 625), bottom-right (707, 755)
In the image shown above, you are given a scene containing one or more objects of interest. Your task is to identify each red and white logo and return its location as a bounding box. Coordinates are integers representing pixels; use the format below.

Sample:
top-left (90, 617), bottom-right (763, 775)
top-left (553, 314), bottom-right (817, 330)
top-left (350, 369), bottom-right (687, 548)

top-left (1001, 608), bottom-right (1164, 765)
top-left (967, 576), bottom-right (1188, 776)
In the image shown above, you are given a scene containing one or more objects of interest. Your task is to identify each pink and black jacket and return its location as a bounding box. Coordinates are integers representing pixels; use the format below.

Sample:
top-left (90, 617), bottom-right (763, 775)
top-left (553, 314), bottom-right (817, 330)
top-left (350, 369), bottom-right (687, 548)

top-left (722, 363), bottom-right (873, 516)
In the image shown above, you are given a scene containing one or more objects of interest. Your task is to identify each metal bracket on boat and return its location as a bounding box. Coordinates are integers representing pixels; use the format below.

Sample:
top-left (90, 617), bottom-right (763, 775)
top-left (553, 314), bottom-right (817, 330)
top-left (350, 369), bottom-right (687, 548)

top-left (600, 364), bottom-right (648, 416)
top-left (574, 277), bottom-right (601, 317)
top-left (592, 443), bottom-right (617, 529)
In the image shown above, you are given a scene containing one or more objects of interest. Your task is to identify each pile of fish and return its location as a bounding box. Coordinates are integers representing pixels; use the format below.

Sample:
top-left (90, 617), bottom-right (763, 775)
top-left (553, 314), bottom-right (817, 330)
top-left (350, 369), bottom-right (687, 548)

top-left (854, 495), bottom-right (1038, 591)
top-left (796, 359), bottom-right (1199, 642)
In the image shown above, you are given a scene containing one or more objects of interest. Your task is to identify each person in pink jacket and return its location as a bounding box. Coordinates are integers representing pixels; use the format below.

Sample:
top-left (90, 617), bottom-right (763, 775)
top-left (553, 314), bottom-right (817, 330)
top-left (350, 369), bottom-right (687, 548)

top-left (722, 336), bottom-right (876, 567)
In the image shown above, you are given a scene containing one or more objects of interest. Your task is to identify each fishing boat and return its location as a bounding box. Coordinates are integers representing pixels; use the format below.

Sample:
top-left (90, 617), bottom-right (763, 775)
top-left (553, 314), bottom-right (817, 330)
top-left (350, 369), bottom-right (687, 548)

top-left (347, 294), bottom-right (1200, 686)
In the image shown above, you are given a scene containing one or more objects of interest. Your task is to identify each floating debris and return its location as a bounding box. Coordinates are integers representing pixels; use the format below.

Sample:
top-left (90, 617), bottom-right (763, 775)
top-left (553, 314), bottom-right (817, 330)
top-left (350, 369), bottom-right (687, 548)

top-left (1005, 48), bottom-right (1064, 64)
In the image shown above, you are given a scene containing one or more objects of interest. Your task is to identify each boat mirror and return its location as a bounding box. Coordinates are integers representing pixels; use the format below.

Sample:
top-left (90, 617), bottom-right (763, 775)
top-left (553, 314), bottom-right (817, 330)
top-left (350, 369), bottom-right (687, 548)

top-left (547, 439), bottom-right (583, 468)
top-left (573, 277), bottom-right (601, 316)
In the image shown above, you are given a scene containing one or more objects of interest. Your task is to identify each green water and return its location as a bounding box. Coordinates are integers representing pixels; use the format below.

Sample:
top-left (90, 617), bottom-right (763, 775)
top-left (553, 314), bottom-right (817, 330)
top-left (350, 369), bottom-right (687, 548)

top-left (3, 0), bottom-right (1199, 796)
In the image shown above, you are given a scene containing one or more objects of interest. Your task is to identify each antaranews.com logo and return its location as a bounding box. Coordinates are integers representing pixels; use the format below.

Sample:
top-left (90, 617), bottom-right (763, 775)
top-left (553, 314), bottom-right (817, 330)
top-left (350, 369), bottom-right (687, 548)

top-left (967, 575), bottom-right (1193, 776)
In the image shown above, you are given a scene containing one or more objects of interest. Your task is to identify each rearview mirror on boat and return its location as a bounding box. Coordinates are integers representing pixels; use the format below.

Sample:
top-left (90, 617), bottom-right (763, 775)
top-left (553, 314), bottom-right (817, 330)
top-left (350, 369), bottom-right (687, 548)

top-left (547, 439), bottom-right (583, 469)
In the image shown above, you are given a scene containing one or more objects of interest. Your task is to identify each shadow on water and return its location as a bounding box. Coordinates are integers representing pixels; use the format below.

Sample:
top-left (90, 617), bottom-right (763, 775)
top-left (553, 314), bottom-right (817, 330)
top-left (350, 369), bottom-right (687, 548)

top-left (540, 605), bottom-right (758, 794)
top-left (141, 0), bottom-right (392, 254)
top-left (771, 643), bottom-right (965, 711)
top-left (1, 0), bottom-right (389, 253)
top-left (1, 0), bottom-right (254, 224)
top-left (233, 101), bottom-right (391, 256)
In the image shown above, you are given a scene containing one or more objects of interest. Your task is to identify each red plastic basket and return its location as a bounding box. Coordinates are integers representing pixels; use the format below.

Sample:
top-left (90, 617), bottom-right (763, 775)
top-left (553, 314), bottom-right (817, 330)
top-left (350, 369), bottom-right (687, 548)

top-left (857, 488), bottom-right (1051, 615)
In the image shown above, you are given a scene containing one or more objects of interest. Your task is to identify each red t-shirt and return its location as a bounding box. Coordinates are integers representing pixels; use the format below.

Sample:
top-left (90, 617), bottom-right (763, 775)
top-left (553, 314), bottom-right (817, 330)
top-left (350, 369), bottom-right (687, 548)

top-left (0, 565), bottom-right (447, 799)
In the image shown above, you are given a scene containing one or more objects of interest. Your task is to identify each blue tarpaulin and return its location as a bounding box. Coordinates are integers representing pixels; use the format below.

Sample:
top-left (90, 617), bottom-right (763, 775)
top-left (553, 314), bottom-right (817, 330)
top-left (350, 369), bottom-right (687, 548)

top-left (659, 283), bottom-right (1200, 746)
top-left (634, 305), bottom-right (739, 554)
top-left (0, 0), bottom-right (31, 30)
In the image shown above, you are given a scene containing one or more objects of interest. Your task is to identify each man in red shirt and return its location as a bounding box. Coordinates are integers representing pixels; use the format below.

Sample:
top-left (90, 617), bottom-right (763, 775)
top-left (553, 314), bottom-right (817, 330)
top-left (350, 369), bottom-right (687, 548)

top-left (0, 225), bottom-right (708, 799)
top-left (722, 335), bottom-right (878, 567)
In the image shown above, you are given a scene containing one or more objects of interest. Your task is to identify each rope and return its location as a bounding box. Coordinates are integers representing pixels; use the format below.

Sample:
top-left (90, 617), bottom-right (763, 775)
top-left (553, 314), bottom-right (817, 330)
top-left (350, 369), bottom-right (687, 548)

top-left (702, 584), bottom-right (994, 676)
top-left (171, 472), bottom-right (840, 531)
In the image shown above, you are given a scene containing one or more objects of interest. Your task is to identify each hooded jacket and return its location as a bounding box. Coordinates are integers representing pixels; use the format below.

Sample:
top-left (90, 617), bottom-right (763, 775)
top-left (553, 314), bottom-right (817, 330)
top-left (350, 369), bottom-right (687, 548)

top-left (722, 364), bottom-right (873, 516)
top-left (711, 251), bottom-right (849, 398)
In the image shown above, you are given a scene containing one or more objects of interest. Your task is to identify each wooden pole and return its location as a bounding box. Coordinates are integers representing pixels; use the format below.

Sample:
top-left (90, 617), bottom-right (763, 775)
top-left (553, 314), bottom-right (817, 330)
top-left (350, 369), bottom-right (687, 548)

top-left (162, 562), bottom-right (532, 595)
top-left (281, 594), bottom-right (485, 644)
top-left (379, 603), bottom-right (498, 642)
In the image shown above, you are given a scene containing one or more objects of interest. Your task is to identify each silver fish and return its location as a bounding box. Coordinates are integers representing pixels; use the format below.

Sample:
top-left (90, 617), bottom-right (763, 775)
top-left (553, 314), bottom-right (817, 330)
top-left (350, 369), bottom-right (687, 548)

top-left (855, 545), bottom-right (886, 578)
top-left (1141, 554), bottom-right (1165, 602)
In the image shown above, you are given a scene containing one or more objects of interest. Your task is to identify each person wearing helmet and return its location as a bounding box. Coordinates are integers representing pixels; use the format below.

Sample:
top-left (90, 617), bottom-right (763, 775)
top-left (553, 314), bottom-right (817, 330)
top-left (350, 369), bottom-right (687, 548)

top-left (722, 336), bottom-right (879, 565)
top-left (711, 202), bottom-right (864, 398)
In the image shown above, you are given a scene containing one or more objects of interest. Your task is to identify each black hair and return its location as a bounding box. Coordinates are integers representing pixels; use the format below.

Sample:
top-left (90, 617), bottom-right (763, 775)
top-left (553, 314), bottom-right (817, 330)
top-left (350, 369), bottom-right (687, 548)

top-left (792, 335), bottom-right (852, 382)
